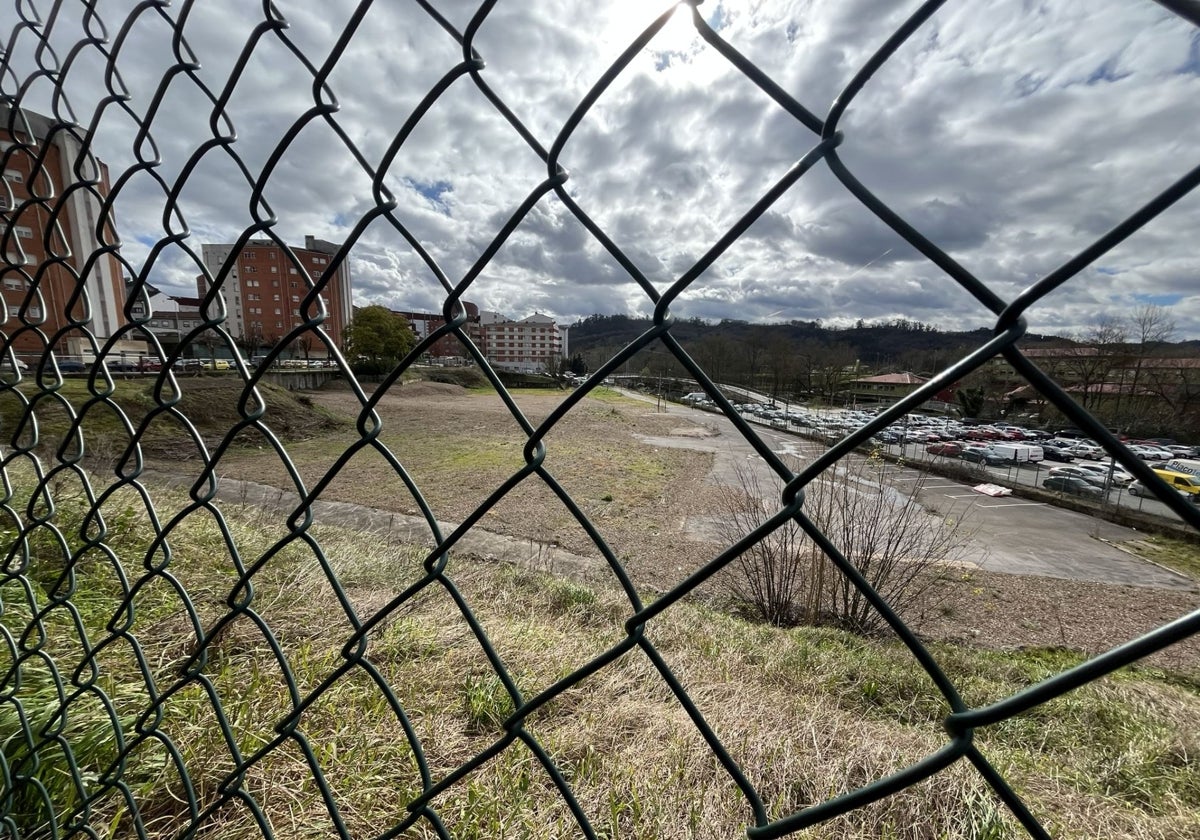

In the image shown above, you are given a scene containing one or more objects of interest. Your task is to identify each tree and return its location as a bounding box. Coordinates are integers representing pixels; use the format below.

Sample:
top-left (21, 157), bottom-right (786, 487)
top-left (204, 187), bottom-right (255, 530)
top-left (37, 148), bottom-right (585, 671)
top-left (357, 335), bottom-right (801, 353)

top-left (715, 454), bottom-right (971, 633)
top-left (809, 340), bottom-right (857, 405)
top-left (567, 354), bottom-right (587, 376)
top-left (1059, 317), bottom-right (1127, 412)
top-left (345, 305), bottom-right (416, 361)
top-left (292, 332), bottom-right (314, 361)
top-left (1116, 304), bottom-right (1177, 428)
top-left (956, 386), bottom-right (986, 419)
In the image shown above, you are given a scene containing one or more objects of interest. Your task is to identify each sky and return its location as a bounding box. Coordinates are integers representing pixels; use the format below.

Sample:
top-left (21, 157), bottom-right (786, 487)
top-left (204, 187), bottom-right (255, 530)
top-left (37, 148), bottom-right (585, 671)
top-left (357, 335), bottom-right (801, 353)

top-left (7, 0), bottom-right (1200, 337)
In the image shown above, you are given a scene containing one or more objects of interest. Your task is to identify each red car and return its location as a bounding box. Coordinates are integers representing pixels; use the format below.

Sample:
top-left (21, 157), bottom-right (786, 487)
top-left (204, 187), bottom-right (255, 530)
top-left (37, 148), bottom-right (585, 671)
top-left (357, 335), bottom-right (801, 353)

top-left (926, 441), bottom-right (963, 456)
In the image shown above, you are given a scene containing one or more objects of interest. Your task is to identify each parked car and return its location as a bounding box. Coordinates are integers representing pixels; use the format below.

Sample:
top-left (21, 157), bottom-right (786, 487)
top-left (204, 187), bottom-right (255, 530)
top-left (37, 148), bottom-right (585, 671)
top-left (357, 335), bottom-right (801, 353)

top-left (1073, 462), bottom-right (1133, 486)
top-left (959, 447), bottom-right (1007, 466)
top-left (1127, 480), bottom-right (1196, 502)
top-left (1067, 443), bottom-right (1105, 459)
top-left (57, 359), bottom-right (88, 373)
top-left (137, 358), bottom-right (162, 372)
top-left (1043, 476), bottom-right (1105, 498)
top-left (200, 359), bottom-right (232, 371)
top-left (173, 358), bottom-right (203, 372)
top-left (1047, 466), bottom-right (1108, 487)
top-left (1041, 444), bottom-right (1075, 463)
top-left (0, 357), bottom-right (29, 373)
top-left (925, 441), bottom-right (963, 457)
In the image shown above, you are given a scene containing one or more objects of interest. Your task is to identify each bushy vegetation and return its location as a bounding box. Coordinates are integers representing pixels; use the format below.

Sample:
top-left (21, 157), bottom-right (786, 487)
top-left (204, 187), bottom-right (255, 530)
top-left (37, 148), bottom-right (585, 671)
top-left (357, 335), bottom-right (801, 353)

top-left (715, 454), bottom-right (971, 633)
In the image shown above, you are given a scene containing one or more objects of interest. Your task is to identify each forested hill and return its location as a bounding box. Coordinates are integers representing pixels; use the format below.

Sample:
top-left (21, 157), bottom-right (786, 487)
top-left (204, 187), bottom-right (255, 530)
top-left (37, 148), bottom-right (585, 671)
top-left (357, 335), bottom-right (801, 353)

top-left (566, 314), bottom-right (1068, 374)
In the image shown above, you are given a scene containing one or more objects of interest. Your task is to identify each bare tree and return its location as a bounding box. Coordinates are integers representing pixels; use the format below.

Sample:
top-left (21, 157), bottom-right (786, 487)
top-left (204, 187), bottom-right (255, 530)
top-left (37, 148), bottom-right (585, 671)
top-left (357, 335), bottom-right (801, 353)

top-left (1117, 304), bottom-right (1176, 427)
top-left (809, 340), bottom-right (857, 406)
top-left (1059, 317), bottom-right (1127, 412)
top-left (715, 454), bottom-right (972, 634)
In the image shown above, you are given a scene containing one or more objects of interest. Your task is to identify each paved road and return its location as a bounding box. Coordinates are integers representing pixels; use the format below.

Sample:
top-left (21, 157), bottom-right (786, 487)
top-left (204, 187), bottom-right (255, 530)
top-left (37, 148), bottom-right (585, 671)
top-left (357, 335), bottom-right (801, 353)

top-left (626, 393), bottom-right (1195, 591)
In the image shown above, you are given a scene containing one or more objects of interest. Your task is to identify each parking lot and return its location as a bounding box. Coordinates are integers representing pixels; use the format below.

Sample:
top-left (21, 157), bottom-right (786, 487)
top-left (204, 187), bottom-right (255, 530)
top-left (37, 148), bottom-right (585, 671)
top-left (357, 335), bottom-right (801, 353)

top-left (661, 395), bottom-right (1196, 590)
top-left (689, 395), bottom-right (1199, 524)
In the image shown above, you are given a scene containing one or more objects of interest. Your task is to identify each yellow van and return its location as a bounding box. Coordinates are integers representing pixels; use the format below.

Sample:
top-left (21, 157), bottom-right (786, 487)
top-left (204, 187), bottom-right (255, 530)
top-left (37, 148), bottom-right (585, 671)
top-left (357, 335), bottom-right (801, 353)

top-left (1150, 469), bottom-right (1200, 497)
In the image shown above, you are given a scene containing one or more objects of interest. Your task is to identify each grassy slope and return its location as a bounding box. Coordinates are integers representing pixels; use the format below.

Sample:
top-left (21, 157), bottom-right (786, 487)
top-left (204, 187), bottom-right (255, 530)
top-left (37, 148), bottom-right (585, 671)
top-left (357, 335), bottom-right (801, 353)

top-left (0, 377), bottom-right (344, 463)
top-left (0, 467), bottom-right (1197, 840)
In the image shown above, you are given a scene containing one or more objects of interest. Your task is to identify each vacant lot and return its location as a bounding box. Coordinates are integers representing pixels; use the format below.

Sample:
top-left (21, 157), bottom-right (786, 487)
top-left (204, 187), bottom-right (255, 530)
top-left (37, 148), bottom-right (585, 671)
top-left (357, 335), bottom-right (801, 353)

top-left (200, 381), bottom-right (1200, 672)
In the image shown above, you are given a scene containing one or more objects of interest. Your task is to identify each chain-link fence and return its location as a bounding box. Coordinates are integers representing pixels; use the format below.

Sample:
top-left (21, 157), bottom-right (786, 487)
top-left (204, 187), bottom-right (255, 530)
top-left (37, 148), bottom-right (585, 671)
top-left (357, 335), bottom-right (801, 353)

top-left (3, 1), bottom-right (1200, 838)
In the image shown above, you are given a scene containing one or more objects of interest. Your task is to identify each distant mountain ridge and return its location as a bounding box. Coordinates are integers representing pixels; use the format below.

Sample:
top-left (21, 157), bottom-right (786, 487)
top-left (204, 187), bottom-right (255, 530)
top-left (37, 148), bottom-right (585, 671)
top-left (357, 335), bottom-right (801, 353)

top-left (567, 314), bottom-right (1076, 372)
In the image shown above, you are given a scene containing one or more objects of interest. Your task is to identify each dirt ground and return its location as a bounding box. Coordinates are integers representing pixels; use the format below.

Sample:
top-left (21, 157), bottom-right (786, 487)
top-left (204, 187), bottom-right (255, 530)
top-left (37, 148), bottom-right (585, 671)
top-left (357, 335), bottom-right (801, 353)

top-left (206, 382), bottom-right (1200, 674)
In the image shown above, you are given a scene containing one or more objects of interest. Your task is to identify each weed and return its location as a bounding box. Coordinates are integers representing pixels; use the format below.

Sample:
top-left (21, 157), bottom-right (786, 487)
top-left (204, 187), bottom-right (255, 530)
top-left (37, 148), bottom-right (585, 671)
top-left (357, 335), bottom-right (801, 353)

top-left (461, 673), bottom-right (514, 734)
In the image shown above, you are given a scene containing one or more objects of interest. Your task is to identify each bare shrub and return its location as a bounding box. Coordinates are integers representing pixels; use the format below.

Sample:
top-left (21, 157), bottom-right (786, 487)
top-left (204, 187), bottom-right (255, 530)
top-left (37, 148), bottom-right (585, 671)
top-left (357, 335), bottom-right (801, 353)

top-left (716, 452), bottom-right (972, 634)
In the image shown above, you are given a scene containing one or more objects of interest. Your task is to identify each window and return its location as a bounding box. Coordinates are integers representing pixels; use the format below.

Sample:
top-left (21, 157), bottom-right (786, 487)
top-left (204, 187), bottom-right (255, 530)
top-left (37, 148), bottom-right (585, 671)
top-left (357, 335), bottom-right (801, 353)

top-left (7, 305), bottom-right (19, 316)
top-left (273, 294), bottom-right (280, 301)
top-left (272, 280), bottom-right (278, 287)
top-left (15, 225), bottom-right (32, 239)
top-left (270, 266), bottom-right (277, 273)
top-left (0, 196), bottom-right (9, 210)
top-left (291, 295), bottom-right (299, 302)
top-left (274, 308), bottom-right (281, 315)
top-left (245, 250), bottom-right (256, 259)
top-left (292, 310), bottom-right (300, 317)
top-left (244, 265), bottom-right (257, 273)
top-left (3, 169), bottom-right (23, 183)
top-left (27, 305), bottom-right (41, 318)
top-left (289, 267), bottom-right (298, 274)
top-left (268, 251), bottom-right (276, 260)
top-left (275, 321), bottom-right (283, 328)
top-left (3, 278), bottom-right (23, 290)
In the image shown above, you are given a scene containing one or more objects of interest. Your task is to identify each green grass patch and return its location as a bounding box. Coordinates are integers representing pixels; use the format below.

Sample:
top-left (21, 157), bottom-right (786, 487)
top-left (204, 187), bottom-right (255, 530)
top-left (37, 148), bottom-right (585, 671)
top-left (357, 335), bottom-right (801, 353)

top-left (2, 464), bottom-right (1198, 838)
top-left (1125, 534), bottom-right (1200, 580)
top-left (580, 386), bottom-right (641, 405)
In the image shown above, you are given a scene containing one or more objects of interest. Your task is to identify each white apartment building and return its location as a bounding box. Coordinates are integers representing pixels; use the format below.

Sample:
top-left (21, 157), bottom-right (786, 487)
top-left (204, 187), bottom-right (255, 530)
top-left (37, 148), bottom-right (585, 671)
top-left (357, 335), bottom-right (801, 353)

top-left (481, 312), bottom-right (565, 372)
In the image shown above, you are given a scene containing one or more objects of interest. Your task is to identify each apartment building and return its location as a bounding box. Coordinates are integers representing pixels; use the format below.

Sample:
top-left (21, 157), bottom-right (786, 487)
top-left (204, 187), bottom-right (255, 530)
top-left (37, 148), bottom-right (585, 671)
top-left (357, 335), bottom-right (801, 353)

top-left (393, 300), bottom-right (482, 360)
top-left (198, 236), bottom-right (352, 355)
top-left (480, 312), bottom-right (565, 372)
top-left (1, 107), bottom-right (127, 359)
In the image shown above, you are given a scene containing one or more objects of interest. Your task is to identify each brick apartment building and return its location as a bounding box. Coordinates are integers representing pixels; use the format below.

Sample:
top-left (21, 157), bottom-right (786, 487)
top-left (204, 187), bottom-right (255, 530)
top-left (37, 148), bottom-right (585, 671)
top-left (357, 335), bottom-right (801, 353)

top-left (393, 300), bottom-right (482, 360)
top-left (198, 236), bottom-right (352, 356)
top-left (2, 107), bottom-right (127, 360)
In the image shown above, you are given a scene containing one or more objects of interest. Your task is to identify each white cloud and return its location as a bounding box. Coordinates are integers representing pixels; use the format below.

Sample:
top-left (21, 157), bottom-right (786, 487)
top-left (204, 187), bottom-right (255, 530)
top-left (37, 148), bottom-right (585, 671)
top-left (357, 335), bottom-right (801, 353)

top-left (8, 0), bottom-right (1200, 336)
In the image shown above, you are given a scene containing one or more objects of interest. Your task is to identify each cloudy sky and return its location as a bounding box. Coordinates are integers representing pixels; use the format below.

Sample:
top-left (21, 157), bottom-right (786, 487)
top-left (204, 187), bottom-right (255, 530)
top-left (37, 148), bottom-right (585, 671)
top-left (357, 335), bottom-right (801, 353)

top-left (9, 0), bottom-right (1200, 336)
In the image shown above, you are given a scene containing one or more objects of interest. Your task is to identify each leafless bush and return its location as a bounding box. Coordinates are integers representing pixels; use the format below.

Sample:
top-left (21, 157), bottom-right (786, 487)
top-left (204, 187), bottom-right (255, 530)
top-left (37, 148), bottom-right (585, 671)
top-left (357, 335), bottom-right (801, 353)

top-left (716, 453), bottom-right (972, 634)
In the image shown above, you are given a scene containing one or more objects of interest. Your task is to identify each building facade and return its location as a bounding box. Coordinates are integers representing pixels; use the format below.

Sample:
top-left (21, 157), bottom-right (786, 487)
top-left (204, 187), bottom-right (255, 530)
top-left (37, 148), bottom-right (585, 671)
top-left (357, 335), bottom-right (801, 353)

top-left (479, 312), bottom-right (565, 372)
top-left (2, 107), bottom-right (127, 359)
top-left (198, 235), bottom-right (352, 356)
top-left (393, 300), bottom-right (482, 360)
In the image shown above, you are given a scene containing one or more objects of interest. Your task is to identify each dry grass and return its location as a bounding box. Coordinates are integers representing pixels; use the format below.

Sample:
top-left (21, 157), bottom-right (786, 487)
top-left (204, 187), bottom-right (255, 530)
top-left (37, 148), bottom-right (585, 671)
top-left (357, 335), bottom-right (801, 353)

top-left (212, 384), bottom-right (715, 581)
top-left (2, 465), bottom-right (1198, 839)
top-left (0, 376), bottom-right (344, 465)
top-left (1124, 534), bottom-right (1200, 581)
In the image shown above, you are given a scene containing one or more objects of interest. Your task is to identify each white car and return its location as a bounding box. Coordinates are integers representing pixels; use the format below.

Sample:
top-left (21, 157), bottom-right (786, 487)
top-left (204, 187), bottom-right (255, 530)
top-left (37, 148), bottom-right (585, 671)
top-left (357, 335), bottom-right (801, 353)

top-left (1074, 462), bottom-right (1134, 486)
top-left (1068, 443), bottom-right (1105, 460)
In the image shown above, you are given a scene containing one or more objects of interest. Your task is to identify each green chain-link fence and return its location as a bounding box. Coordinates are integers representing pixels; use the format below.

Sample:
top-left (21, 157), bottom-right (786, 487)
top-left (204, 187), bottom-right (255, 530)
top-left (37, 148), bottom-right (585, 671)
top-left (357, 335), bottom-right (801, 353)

top-left (3, 0), bottom-right (1200, 837)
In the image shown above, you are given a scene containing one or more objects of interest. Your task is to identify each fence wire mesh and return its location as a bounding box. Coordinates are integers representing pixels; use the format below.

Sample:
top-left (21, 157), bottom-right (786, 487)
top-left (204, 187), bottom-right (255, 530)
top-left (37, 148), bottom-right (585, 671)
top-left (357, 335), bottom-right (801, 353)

top-left (2, 0), bottom-right (1200, 838)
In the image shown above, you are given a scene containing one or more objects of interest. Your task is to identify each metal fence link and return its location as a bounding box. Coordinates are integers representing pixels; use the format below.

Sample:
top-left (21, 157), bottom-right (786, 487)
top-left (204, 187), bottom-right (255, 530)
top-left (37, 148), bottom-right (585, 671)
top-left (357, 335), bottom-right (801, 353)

top-left (2, 1), bottom-right (1199, 838)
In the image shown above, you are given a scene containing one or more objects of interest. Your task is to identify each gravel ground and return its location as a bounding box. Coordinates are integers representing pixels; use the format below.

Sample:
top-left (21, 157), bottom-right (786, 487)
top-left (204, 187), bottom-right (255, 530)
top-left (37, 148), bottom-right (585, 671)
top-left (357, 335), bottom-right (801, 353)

top-left (210, 381), bottom-right (1200, 675)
